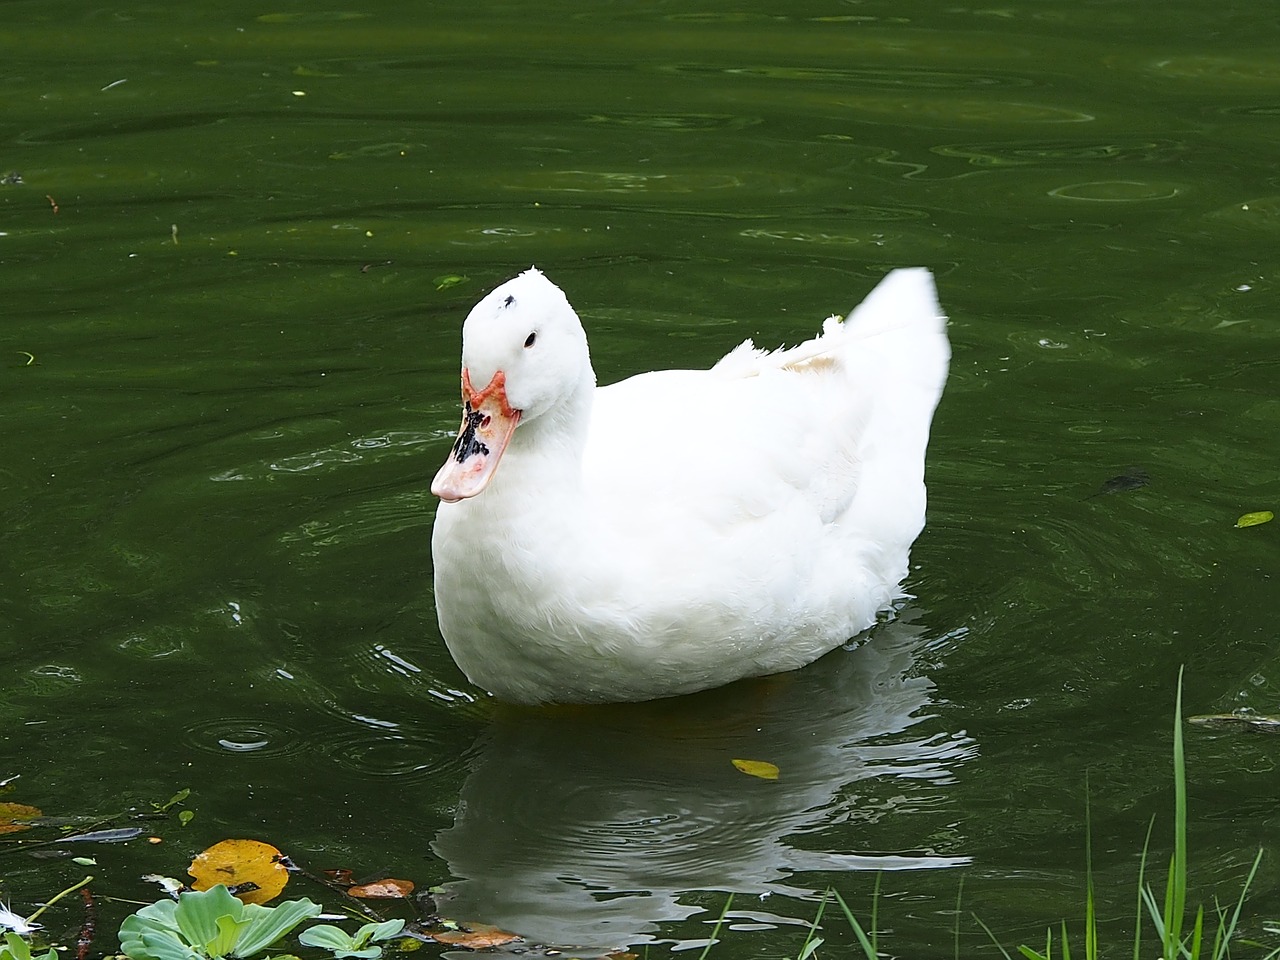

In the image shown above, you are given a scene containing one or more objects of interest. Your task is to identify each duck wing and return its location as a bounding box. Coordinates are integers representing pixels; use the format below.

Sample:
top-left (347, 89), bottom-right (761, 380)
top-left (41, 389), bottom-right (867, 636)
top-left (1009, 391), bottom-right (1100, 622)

top-left (582, 268), bottom-right (949, 552)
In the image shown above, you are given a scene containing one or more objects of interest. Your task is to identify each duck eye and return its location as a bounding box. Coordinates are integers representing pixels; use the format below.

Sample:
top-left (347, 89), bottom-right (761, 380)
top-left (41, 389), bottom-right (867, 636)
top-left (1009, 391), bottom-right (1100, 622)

top-left (524, 332), bottom-right (537, 348)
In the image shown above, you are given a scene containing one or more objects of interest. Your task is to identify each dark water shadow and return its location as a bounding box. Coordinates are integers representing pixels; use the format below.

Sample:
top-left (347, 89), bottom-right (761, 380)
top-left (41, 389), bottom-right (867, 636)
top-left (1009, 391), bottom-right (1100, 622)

top-left (429, 611), bottom-right (975, 953)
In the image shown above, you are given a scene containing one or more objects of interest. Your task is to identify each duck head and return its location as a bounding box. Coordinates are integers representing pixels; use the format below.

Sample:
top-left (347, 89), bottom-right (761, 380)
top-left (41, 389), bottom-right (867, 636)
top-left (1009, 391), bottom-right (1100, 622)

top-left (431, 268), bottom-right (593, 502)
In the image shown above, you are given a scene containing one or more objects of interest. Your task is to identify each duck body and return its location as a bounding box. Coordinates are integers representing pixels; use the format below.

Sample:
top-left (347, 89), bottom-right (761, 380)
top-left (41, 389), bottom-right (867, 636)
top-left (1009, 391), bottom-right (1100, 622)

top-left (430, 267), bottom-right (949, 705)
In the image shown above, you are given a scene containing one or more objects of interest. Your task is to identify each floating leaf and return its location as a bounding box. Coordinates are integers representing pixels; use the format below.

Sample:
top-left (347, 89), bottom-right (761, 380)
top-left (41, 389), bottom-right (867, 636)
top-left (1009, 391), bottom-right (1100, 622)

top-left (1235, 510), bottom-right (1274, 528)
top-left (432, 274), bottom-right (468, 292)
top-left (347, 879), bottom-right (414, 899)
top-left (156, 789), bottom-right (191, 813)
top-left (428, 924), bottom-right (520, 950)
top-left (0, 802), bottom-right (40, 835)
top-left (731, 758), bottom-right (780, 780)
top-left (189, 840), bottom-right (288, 905)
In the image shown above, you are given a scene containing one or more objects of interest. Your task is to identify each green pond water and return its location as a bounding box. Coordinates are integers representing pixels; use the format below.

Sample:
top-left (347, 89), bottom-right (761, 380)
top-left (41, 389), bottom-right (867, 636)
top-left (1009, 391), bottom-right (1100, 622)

top-left (2, 0), bottom-right (1278, 956)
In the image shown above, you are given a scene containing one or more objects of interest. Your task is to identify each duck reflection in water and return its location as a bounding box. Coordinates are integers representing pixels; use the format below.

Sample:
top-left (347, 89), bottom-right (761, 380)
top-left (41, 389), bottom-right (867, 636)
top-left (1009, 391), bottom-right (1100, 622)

top-left (430, 612), bottom-right (974, 954)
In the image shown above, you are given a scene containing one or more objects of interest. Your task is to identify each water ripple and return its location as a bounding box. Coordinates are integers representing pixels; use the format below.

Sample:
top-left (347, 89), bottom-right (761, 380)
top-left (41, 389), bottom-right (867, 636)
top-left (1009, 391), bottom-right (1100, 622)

top-left (183, 717), bottom-right (301, 758)
top-left (727, 65), bottom-right (1032, 90)
top-left (1048, 180), bottom-right (1182, 202)
top-left (211, 430), bottom-right (438, 482)
top-left (585, 112), bottom-right (762, 131)
top-left (277, 489), bottom-right (434, 551)
top-left (934, 137), bottom-right (1185, 167)
top-left (318, 731), bottom-right (457, 783)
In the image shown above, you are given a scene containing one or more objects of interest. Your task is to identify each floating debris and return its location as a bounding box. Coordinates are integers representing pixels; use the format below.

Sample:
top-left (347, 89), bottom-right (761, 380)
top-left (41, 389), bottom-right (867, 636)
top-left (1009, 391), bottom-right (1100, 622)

top-left (1086, 467), bottom-right (1149, 500)
top-left (1187, 713), bottom-right (1280, 735)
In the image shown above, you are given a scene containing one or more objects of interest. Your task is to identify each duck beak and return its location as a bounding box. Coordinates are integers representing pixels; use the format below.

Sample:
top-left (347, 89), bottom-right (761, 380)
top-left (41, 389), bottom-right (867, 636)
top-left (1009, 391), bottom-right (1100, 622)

top-left (431, 369), bottom-right (521, 502)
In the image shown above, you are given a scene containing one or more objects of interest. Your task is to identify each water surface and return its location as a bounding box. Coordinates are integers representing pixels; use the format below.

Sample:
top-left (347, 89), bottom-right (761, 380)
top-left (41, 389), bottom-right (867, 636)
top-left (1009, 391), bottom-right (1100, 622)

top-left (2, 1), bottom-right (1278, 956)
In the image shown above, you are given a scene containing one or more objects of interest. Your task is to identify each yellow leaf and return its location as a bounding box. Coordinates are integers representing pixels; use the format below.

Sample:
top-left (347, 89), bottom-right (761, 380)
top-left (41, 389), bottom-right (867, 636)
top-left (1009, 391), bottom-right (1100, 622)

top-left (1235, 510), bottom-right (1274, 528)
top-left (188, 838), bottom-right (288, 904)
top-left (731, 758), bottom-right (780, 780)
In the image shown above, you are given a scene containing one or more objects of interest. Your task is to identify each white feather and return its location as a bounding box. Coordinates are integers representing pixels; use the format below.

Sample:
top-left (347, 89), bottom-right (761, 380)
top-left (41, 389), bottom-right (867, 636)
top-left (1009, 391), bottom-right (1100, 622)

top-left (431, 268), bottom-right (949, 704)
top-left (0, 902), bottom-right (41, 936)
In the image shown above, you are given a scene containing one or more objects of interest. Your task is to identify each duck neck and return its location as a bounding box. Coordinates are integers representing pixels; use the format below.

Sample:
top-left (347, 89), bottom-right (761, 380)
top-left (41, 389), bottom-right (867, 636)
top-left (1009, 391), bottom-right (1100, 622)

top-left (486, 366), bottom-right (595, 508)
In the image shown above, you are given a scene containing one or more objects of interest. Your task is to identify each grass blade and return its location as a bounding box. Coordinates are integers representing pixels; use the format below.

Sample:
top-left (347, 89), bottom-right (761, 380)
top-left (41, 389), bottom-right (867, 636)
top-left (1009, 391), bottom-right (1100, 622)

top-left (794, 890), bottom-right (829, 960)
top-left (1168, 666), bottom-right (1189, 957)
top-left (1084, 783), bottom-right (1097, 960)
top-left (870, 871), bottom-right (881, 957)
top-left (694, 893), bottom-right (733, 960)
top-left (1213, 848), bottom-right (1265, 959)
top-left (973, 913), bottom-right (1015, 960)
top-left (831, 889), bottom-right (877, 960)
top-left (1135, 815), bottom-right (1156, 960)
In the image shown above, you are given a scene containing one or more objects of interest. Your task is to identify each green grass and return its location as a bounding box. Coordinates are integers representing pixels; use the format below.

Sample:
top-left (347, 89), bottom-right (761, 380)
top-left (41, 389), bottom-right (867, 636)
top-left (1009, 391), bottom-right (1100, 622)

top-left (701, 668), bottom-right (1279, 960)
top-left (1000, 668), bottom-right (1275, 960)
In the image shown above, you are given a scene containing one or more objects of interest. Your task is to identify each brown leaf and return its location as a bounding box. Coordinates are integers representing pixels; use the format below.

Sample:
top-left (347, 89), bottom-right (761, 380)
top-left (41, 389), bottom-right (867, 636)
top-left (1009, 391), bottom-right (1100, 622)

top-left (0, 801), bottom-right (41, 834)
top-left (348, 878), bottom-right (415, 899)
top-left (188, 838), bottom-right (288, 904)
top-left (428, 924), bottom-right (521, 949)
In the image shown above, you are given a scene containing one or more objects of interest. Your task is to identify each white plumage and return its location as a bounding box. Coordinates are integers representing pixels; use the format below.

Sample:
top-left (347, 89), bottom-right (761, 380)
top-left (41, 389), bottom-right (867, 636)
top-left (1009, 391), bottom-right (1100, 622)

top-left (430, 267), bottom-right (949, 704)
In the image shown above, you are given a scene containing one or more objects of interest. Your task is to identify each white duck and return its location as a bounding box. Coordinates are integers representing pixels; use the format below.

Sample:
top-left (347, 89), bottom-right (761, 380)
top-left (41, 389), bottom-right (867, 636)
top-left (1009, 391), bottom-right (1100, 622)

top-left (430, 267), bottom-right (949, 705)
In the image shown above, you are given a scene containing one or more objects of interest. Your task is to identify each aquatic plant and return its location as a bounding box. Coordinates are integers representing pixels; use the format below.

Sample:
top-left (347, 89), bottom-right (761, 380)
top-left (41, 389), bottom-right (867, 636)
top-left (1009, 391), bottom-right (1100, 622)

top-left (118, 884), bottom-right (321, 960)
top-left (983, 668), bottom-right (1279, 960)
top-left (0, 932), bottom-right (56, 960)
top-left (297, 919), bottom-right (404, 959)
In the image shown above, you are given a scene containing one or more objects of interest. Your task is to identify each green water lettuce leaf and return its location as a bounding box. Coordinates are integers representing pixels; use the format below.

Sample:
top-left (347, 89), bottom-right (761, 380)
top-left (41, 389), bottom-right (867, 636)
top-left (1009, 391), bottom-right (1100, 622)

top-left (118, 886), bottom-right (321, 960)
top-left (233, 900), bottom-right (323, 958)
top-left (298, 919), bottom-right (404, 959)
top-left (3, 932), bottom-right (59, 960)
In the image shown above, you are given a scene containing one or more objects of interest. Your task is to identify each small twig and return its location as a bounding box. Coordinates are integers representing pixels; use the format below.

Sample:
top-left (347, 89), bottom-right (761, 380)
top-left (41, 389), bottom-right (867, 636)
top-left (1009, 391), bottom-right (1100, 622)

top-left (276, 856), bottom-right (383, 922)
top-left (76, 886), bottom-right (96, 960)
top-left (85, 894), bottom-right (153, 908)
top-left (25, 875), bottom-right (93, 925)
